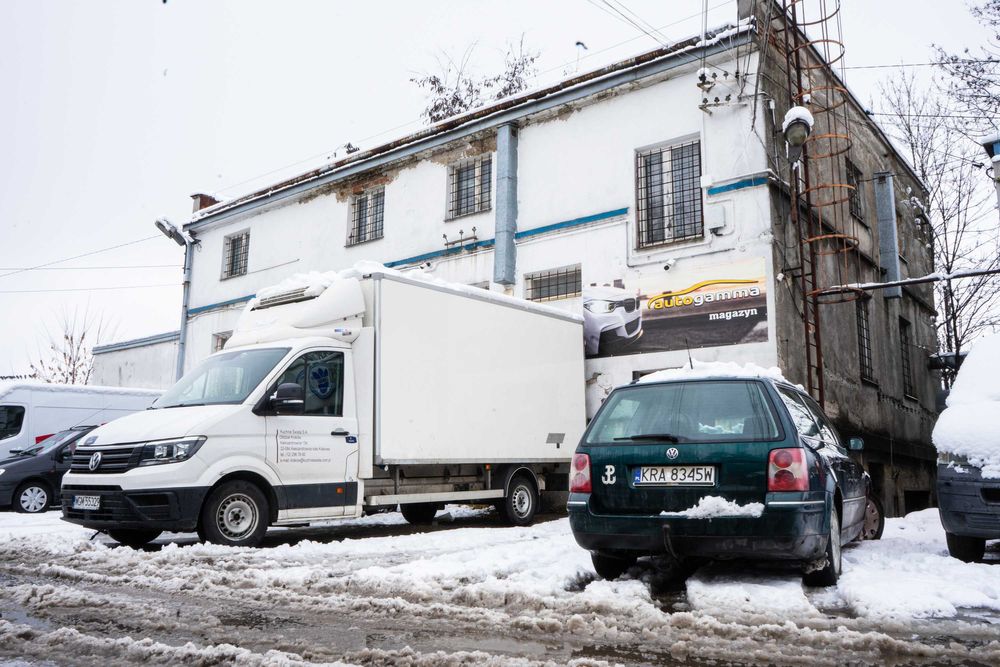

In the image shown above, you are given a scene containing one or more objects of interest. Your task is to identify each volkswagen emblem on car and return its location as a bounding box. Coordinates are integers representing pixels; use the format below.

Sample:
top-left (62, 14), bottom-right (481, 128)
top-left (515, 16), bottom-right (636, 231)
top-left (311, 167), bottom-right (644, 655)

top-left (88, 452), bottom-right (102, 471)
top-left (665, 447), bottom-right (679, 460)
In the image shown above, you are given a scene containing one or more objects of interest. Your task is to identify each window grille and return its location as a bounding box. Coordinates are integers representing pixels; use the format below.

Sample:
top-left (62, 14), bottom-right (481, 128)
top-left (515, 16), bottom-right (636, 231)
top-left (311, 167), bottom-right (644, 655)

top-left (899, 318), bottom-right (915, 398)
top-left (222, 231), bottom-right (249, 279)
top-left (635, 139), bottom-right (703, 249)
top-left (846, 159), bottom-right (865, 222)
top-left (447, 156), bottom-right (491, 219)
top-left (856, 299), bottom-right (874, 382)
top-left (525, 266), bottom-right (582, 302)
top-left (212, 331), bottom-right (232, 353)
top-left (348, 187), bottom-right (385, 246)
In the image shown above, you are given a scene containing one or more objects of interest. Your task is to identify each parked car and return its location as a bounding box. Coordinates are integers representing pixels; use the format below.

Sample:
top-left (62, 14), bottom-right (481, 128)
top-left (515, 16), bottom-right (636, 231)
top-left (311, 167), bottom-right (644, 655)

top-left (568, 368), bottom-right (883, 586)
top-left (0, 425), bottom-right (96, 513)
top-left (583, 286), bottom-right (643, 357)
top-left (934, 335), bottom-right (1000, 562)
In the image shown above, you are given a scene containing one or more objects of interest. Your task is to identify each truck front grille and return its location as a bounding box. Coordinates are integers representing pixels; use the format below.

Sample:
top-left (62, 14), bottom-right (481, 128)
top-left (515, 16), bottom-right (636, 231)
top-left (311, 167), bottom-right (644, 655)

top-left (71, 445), bottom-right (142, 474)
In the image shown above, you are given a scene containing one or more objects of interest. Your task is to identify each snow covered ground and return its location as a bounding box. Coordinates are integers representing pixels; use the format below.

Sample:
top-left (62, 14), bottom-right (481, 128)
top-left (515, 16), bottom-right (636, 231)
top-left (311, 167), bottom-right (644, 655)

top-left (0, 507), bottom-right (998, 666)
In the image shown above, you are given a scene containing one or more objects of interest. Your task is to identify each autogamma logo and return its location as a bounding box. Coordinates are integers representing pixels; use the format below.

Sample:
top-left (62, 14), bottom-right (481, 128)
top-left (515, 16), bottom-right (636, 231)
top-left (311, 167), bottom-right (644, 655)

top-left (665, 447), bottom-right (679, 460)
top-left (88, 452), bottom-right (102, 471)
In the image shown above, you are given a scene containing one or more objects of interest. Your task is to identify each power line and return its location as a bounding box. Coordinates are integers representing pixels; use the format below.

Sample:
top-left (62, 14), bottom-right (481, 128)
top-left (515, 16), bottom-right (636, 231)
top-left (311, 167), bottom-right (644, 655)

top-left (844, 58), bottom-right (999, 71)
top-left (0, 236), bottom-right (162, 281)
top-left (0, 284), bottom-right (178, 294)
top-left (0, 264), bottom-right (179, 271)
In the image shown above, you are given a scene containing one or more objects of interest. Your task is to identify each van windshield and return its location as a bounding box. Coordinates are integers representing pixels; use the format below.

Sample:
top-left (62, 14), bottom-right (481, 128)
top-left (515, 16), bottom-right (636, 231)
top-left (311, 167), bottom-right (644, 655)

top-left (585, 380), bottom-right (781, 444)
top-left (153, 348), bottom-right (290, 409)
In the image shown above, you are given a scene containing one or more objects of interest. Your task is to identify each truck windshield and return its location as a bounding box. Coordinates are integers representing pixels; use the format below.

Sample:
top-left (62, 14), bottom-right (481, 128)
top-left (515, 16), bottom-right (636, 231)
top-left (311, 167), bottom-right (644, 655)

top-left (585, 380), bottom-right (781, 444)
top-left (152, 348), bottom-right (290, 409)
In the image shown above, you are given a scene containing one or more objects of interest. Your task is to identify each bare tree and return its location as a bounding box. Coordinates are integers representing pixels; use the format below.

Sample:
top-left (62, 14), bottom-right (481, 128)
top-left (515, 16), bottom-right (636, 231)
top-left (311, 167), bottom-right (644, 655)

top-left (879, 72), bottom-right (1000, 376)
top-left (935, 0), bottom-right (1000, 135)
top-left (29, 309), bottom-right (115, 385)
top-left (411, 37), bottom-right (540, 123)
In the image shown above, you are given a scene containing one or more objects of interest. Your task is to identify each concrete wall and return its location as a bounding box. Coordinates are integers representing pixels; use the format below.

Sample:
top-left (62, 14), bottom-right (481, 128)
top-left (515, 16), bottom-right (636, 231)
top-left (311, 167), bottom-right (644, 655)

top-left (92, 337), bottom-right (178, 390)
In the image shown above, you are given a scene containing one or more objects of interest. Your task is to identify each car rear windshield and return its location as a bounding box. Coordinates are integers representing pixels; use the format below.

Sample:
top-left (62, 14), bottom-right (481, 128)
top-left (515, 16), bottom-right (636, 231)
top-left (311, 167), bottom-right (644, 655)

top-left (585, 380), bottom-right (781, 444)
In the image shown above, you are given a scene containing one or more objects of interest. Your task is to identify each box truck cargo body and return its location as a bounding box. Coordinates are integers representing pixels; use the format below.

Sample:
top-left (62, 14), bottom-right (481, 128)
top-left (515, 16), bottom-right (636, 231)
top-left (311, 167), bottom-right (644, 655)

top-left (0, 383), bottom-right (161, 458)
top-left (62, 271), bottom-right (585, 547)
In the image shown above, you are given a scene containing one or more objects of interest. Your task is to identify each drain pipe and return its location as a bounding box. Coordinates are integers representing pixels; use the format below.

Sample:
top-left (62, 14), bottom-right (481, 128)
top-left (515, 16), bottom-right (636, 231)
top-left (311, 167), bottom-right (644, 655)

top-left (493, 122), bottom-right (519, 286)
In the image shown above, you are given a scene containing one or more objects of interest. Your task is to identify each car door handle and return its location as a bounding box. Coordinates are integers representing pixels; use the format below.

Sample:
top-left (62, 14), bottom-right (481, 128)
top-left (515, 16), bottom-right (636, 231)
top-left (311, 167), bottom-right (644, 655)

top-left (331, 429), bottom-right (349, 437)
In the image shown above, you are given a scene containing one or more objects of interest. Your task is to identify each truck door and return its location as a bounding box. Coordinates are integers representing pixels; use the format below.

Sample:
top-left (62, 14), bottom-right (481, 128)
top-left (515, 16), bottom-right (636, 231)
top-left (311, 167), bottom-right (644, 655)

top-left (263, 349), bottom-right (359, 519)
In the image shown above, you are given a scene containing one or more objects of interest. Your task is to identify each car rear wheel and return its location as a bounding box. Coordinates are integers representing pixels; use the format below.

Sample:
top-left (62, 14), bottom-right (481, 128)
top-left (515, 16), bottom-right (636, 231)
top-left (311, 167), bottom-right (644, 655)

top-left (14, 482), bottom-right (51, 514)
top-left (108, 529), bottom-right (162, 548)
top-left (861, 494), bottom-right (885, 540)
top-left (501, 473), bottom-right (538, 526)
top-left (591, 552), bottom-right (637, 580)
top-left (400, 503), bottom-right (438, 525)
top-left (199, 480), bottom-right (270, 547)
top-left (804, 508), bottom-right (841, 587)
top-left (945, 531), bottom-right (985, 563)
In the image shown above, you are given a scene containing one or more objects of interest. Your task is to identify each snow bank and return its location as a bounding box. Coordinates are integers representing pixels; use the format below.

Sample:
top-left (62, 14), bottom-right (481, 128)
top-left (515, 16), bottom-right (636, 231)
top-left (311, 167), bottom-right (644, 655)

top-left (933, 335), bottom-right (1000, 476)
top-left (638, 359), bottom-right (792, 386)
top-left (661, 496), bottom-right (764, 519)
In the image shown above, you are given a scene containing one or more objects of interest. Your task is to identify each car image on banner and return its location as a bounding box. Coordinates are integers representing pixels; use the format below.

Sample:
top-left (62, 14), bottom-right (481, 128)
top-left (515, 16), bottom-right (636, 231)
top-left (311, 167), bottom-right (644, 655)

top-left (583, 286), bottom-right (644, 357)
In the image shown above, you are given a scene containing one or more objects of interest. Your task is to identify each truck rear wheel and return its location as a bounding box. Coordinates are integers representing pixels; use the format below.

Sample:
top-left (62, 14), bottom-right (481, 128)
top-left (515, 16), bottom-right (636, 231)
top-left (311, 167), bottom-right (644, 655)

top-left (200, 480), bottom-right (269, 547)
top-left (108, 529), bottom-right (162, 548)
top-left (400, 503), bottom-right (438, 525)
top-left (501, 473), bottom-right (538, 526)
top-left (946, 531), bottom-right (986, 562)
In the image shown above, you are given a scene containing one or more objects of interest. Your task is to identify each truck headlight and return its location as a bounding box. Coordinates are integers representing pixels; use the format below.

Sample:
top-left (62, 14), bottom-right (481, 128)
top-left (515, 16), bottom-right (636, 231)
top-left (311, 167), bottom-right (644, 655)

top-left (584, 300), bottom-right (616, 314)
top-left (138, 437), bottom-right (206, 466)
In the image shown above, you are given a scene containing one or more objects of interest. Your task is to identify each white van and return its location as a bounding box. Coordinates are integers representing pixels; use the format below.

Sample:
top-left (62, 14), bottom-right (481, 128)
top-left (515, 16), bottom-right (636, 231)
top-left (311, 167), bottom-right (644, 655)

top-left (0, 383), bottom-right (161, 457)
top-left (62, 269), bottom-right (585, 548)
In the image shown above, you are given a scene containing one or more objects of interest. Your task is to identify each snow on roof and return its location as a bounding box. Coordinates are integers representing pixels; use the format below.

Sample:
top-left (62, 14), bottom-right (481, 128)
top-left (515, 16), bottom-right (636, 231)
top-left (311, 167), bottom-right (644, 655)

top-left (637, 359), bottom-right (793, 386)
top-left (933, 335), bottom-right (1000, 476)
top-left (250, 261), bottom-right (583, 322)
top-left (0, 381), bottom-right (162, 400)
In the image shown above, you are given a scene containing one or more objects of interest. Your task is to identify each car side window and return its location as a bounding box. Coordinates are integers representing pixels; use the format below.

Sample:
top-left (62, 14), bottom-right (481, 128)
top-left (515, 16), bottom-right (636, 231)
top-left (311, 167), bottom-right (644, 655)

top-left (0, 405), bottom-right (25, 440)
top-left (800, 394), bottom-right (842, 449)
top-left (775, 386), bottom-right (820, 439)
top-left (272, 351), bottom-right (345, 416)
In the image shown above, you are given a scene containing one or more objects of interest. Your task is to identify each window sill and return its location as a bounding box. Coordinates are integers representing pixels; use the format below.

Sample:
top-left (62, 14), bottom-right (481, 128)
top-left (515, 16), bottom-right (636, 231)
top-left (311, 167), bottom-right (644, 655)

top-left (904, 393), bottom-right (919, 402)
top-left (345, 236), bottom-right (384, 248)
top-left (635, 233), bottom-right (706, 253)
top-left (220, 273), bottom-right (247, 281)
top-left (446, 208), bottom-right (492, 222)
top-left (861, 377), bottom-right (879, 388)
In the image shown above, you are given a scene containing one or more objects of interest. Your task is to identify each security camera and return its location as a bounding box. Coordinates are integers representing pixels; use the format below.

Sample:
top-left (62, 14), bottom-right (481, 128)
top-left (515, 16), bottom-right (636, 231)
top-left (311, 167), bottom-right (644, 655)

top-left (663, 259), bottom-right (676, 271)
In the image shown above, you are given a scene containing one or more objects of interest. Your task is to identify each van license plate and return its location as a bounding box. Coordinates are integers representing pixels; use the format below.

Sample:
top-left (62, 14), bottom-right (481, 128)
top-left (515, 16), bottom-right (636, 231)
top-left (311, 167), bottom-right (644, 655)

top-left (72, 495), bottom-right (100, 510)
top-left (633, 465), bottom-right (715, 486)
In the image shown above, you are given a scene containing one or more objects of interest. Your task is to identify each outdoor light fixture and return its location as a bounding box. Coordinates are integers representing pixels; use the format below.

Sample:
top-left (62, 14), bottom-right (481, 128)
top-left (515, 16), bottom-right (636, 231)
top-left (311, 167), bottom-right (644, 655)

top-left (977, 128), bottom-right (1000, 213)
top-left (782, 105), bottom-right (814, 161)
top-left (155, 217), bottom-right (188, 246)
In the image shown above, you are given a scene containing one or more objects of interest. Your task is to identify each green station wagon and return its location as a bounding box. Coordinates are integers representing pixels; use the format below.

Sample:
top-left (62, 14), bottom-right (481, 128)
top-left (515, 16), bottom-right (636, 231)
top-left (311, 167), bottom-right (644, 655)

top-left (568, 373), bottom-right (883, 586)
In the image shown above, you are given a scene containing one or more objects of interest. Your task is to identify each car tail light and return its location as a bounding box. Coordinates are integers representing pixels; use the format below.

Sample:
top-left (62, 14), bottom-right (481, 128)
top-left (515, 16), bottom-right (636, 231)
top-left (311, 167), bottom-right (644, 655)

top-left (768, 448), bottom-right (809, 492)
top-left (570, 453), bottom-right (592, 493)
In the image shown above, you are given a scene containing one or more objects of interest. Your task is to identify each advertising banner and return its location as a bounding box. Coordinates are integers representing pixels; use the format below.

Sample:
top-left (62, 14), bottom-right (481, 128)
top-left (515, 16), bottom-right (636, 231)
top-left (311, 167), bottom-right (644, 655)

top-left (584, 256), bottom-right (768, 358)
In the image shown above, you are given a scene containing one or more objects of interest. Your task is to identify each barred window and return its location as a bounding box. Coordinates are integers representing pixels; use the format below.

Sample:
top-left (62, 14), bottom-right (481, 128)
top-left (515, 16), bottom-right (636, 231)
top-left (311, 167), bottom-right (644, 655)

top-left (856, 299), bottom-right (874, 382)
top-left (348, 187), bottom-right (385, 246)
top-left (222, 230), bottom-right (249, 279)
top-left (635, 139), bottom-right (703, 249)
top-left (846, 159), bottom-right (865, 223)
top-left (525, 266), bottom-right (582, 302)
top-left (447, 156), bottom-right (491, 219)
top-left (212, 331), bottom-right (232, 353)
top-left (899, 318), bottom-right (915, 398)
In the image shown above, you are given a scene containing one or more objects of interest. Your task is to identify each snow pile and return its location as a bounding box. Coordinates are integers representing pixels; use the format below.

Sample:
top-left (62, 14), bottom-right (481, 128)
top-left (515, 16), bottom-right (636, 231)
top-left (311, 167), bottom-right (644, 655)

top-left (687, 570), bottom-right (818, 618)
top-left (782, 105), bottom-right (815, 132)
top-left (932, 335), bottom-right (1000, 477)
top-left (660, 496), bottom-right (764, 519)
top-left (638, 359), bottom-right (792, 386)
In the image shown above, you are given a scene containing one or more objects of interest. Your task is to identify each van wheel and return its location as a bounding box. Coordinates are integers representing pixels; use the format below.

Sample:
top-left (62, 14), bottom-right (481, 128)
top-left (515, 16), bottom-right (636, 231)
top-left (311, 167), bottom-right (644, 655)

top-left (501, 473), bottom-right (538, 526)
top-left (200, 481), bottom-right (269, 547)
top-left (804, 509), bottom-right (841, 587)
top-left (400, 503), bottom-right (438, 525)
top-left (591, 552), bottom-right (636, 580)
top-left (108, 529), bottom-right (162, 548)
top-left (946, 531), bottom-right (985, 563)
top-left (14, 482), bottom-right (51, 514)
top-left (861, 494), bottom-right (885, 540)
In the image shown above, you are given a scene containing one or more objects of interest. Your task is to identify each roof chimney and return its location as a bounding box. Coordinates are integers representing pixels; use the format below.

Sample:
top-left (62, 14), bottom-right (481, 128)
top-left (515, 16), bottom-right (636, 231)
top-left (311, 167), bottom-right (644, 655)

top-left (190, 193), bottom-right (220, 212)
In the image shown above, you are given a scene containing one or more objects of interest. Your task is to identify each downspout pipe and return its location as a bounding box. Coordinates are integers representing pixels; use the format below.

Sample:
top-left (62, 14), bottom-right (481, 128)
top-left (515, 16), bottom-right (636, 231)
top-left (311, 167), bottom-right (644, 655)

top-left (493, 122), bottom-right (518, 286)
top-left (175, 238), bottom-right (195, 381)
top-left (873, 171), bottom-right (902, 299)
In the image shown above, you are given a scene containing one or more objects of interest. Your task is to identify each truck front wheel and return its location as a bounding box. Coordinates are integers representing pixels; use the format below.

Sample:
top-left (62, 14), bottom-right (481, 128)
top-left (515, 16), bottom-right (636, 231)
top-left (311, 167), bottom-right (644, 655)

top-left (946, 531), bottom-right (985, 562)
top-left (200, 480), bottom-right (269, 547)
top-left (108, 529), bottom-right (162, 548)
top-left (501, 473), bottom-right (538, 526)
top-left (400, 503), bottom-right (438, 525)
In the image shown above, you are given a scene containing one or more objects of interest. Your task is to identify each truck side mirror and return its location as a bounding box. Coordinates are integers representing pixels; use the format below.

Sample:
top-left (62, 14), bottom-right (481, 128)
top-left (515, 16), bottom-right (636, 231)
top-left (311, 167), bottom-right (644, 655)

top-left (847, 437), bottom-right (864, 451)
top-left (272, 383), bottom-right (305, 415)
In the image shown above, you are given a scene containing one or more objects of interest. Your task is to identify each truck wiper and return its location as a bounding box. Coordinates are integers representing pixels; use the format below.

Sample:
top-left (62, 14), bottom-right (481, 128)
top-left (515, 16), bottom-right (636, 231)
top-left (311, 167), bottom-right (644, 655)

top-left (614, 433), bottom-right (680, 442)
top-left (161, 402), bottom-right (206, 409)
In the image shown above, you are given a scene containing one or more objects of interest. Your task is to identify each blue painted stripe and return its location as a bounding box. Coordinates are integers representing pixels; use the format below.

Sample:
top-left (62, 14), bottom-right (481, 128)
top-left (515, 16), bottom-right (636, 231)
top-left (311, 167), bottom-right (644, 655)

top-left (384, 239), bottom-right (496, 269)
top-left (514, 207), bottom-right (628, 240)
top-left (188, 294), bottom-right (256, 316)
top-left (93, 331), bottom-right (180, 354)
top-left (706, 175), bottom-right (769, 196)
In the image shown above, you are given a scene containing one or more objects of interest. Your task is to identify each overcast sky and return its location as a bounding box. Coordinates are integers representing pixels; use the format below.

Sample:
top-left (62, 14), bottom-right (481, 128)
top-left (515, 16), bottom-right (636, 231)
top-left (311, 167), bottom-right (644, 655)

top-left (0, 0), bottom-right (991, 376)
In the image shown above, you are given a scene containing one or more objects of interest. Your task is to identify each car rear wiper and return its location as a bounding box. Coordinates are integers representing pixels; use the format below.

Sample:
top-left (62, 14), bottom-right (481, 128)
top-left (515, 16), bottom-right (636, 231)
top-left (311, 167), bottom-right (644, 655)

top-left (614, 433), bottom-right (680, 442)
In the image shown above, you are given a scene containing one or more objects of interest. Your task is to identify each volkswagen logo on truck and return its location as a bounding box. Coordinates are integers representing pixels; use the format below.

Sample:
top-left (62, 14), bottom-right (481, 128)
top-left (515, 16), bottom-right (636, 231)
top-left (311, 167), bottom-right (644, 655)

top-left (88, 452), bottom-right (102, 471)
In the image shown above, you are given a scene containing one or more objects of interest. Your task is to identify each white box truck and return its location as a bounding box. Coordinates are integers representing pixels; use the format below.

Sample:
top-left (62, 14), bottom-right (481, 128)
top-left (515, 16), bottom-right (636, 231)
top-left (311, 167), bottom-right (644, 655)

top-left (62, 270), bottom-right (585, 547)
top-left (0, 383), bottom-right (161, 458)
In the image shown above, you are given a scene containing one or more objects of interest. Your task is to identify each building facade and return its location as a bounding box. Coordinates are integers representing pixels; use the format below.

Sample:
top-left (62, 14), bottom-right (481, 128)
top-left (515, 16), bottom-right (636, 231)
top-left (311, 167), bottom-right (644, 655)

top-left (97, 8), bottom-right (938, 515)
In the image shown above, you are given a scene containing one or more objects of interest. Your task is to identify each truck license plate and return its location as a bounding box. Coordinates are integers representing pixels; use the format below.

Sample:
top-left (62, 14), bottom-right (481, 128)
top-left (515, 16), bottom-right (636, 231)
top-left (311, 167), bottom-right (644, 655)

top-left (72, 495), bottom-right (100, 510)
top-left (633, 465), bottom-right (715, 486)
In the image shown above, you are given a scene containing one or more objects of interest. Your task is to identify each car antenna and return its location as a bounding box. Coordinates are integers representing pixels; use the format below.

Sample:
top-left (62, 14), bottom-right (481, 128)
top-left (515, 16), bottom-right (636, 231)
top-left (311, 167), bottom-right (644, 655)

top-left (685, 338), bottom-right (694, 370)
